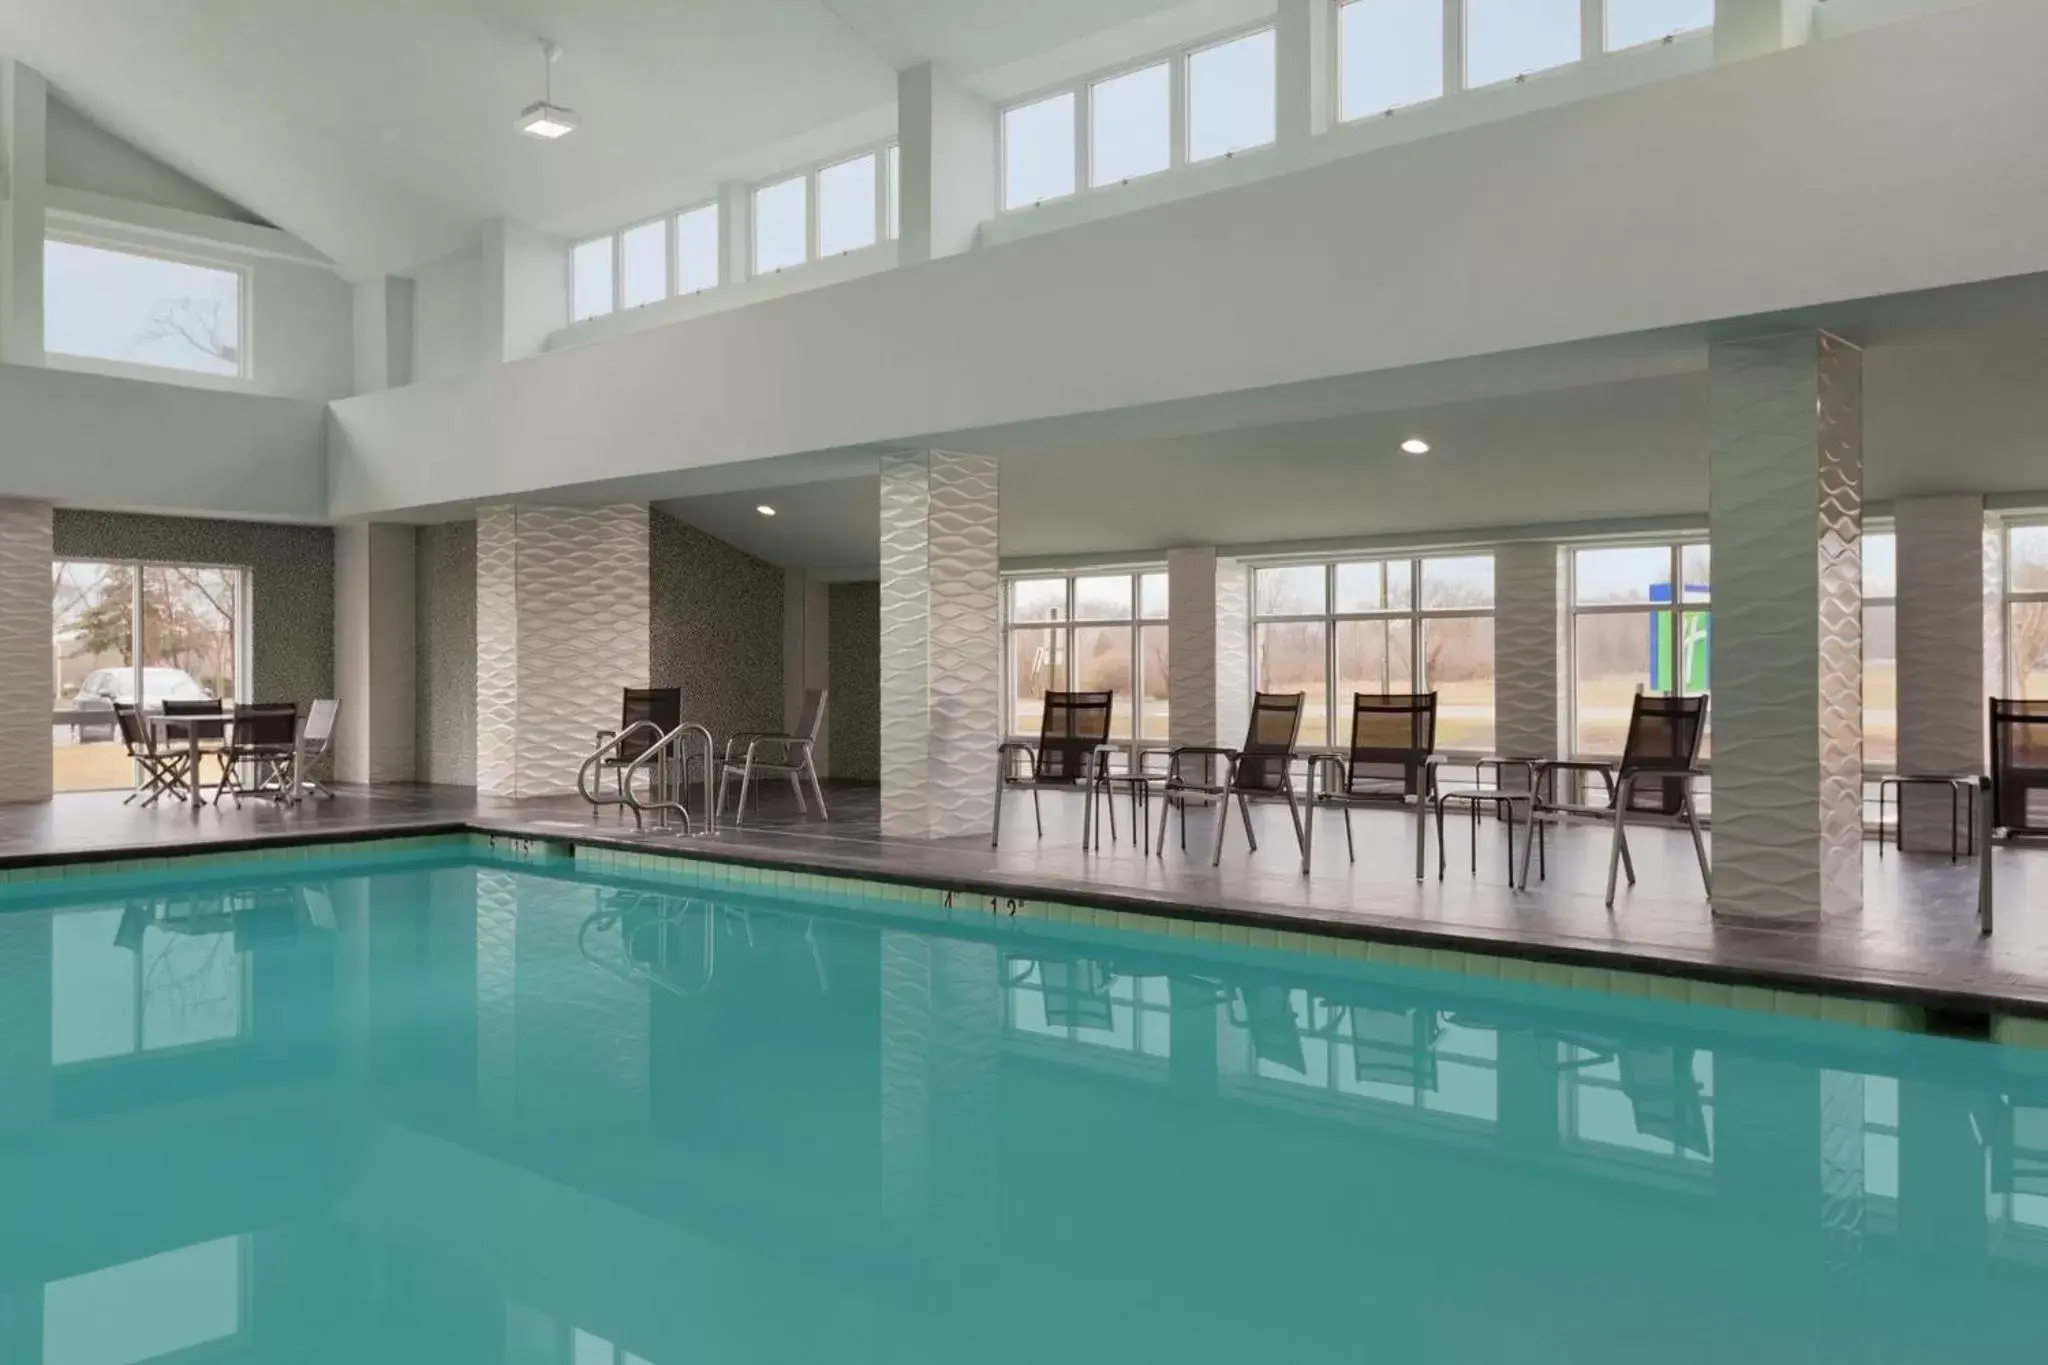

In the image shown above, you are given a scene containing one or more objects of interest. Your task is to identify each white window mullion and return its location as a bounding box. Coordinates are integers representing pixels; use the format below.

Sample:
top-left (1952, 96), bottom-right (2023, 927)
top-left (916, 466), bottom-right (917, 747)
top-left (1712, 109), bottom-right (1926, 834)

top-left (1443, 0), bottom-right (1465, 94)
top-left (611, 231), bottom-right (625, 312)
top-left (1583, 0), bottom-right (1603, 61)
top-left (1073, 83), bottom-right (1090, 197)
top-left (1170, 50), bottom-right (1190, 168)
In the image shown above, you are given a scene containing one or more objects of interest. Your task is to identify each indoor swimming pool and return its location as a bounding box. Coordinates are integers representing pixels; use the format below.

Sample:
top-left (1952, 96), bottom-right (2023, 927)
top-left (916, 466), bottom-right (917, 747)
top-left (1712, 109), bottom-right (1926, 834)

top-left (2, 839), bottom-right (2045, 1363)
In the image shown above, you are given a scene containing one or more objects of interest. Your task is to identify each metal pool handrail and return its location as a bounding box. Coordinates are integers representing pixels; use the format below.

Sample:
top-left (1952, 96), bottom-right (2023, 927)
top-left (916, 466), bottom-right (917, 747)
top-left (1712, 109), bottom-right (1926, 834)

top-left (577, 721), bottom-right (666, 813)
top-left (621, 722), bottom-right (717, 834)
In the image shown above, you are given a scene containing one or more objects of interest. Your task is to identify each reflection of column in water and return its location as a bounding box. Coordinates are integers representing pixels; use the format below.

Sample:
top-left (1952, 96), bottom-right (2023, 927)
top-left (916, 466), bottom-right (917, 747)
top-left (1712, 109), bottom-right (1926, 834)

top-left (475, 868), bottom-right (520, 1128)
top-left (878, 931), bottom-right (1001, 1251)
top-left (0, 908), bottom-right (52, 1131)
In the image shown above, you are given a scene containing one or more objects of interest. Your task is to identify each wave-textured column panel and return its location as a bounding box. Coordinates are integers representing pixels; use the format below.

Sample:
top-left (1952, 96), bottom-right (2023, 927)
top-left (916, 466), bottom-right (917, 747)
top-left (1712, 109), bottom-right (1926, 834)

top-left (1494, 541), bottom-right (1564, 764)
top-left (1896, 496), bottom-right (1986, 848)
top-left (1167, 547), bottom-right (1218, 749)
top-left (0, 499), bottom-right (52, 804)
top-left (879, 452), bottom-right (998, 838)
top-left (1709, 333), bottom-right (1863, 922)
top-left (474, 505), bottom-right (649, 797)
top-left (1216, 558), bottom-right (1250, 748)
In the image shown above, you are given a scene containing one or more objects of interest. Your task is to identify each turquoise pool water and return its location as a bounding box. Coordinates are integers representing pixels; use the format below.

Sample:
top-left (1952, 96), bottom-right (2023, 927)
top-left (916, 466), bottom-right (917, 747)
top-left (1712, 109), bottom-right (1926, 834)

top-left (3, 845), bottom-right (2046, 1364)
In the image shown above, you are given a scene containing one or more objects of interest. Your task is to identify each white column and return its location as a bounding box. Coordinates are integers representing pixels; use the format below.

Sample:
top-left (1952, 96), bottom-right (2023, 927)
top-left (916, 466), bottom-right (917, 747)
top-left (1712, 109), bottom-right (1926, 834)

top-left (481, 218), bottom-right (566, 363)
top-left (334, 522), bottom-right (418, 784)
top-left (1494, 541), bottom-right (1565, 761)
top-left (0, 60), bottom-right (47, 367)
top-left (1167, 547), bottom-right (1250, 749)
top-left (1895, 496), bottom-right (1988, 848)
top-left (897, 64), bottom-right (995, 264)
top-left (1709, 331), bottom-right (1863, 922)
top-left (475, 504), bottom-right (649, 797)
top-left (879, 451), bottom-right (999, 838)
top-left (1715, 0), bottom-right (1818, 62)
top-left (0, 498), bottom-right (52, 804)
top-left (1276, 0), bottom-right (1333, 146)
top-left (783, 567), bottom-right (830, 772)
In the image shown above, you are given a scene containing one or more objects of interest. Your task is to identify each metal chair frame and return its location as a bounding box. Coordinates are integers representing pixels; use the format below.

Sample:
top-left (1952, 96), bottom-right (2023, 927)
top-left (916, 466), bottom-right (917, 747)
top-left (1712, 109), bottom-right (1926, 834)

top-left (717, 689), bottom-right (830, 824)
top-left (992, 691), bottom-right (1117, 850)
top-left (1157, 692), bottom-right (1309, 867)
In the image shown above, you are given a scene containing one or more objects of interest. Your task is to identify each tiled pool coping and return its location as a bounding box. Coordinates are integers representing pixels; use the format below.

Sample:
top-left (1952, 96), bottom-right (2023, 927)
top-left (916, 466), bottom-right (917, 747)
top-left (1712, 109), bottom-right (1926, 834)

top-left (5, 823), bottom-right (2048, 1053)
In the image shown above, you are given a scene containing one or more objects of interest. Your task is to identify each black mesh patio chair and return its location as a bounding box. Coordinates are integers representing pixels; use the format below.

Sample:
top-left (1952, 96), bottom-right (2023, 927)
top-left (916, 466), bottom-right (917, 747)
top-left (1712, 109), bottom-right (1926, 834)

top-left (1556, 1033), bottom-right (1712, 1159)
top-left (1990, 699), bottom-right (2048, 838)
top-left (595, 687), bottom-right (683, 793)
top-left (1308, 693), bottom-right (1439, 878)
top-left (1533, 693), bottom-right (1711, 907)
top-left (1156, 692), bottom-right (1308, 867)
top-left (1002, 954), bottom-right (1118, 1030)
top-left (114, 701), bottom-right (189, 806)
top-left (214, 703), bottom-right (299, 804)
top-left (992, 691), bottom-right (1116, 848)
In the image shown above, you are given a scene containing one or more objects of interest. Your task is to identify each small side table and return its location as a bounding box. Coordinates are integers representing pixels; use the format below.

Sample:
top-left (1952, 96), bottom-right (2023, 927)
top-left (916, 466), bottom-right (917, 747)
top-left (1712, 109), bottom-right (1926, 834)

top-left (1876, 774), bottom-right (1977, 861)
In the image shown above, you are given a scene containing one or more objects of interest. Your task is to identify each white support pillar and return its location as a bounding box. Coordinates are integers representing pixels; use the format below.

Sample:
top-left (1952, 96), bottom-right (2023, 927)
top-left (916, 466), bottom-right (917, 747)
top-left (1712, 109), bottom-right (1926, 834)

top-left (1167, 547), bottom-right (1249, 750)
top-left (1709, 331), bottom-right (1863, 922)
top-left (475, 505), bottom-right (650, 798)
top-left (1715, 0), bottom-right (1818, 62)
top-left (1493, 541), bottom-right (1565, 762)
top-left (897, 63), bottom-right (996, 264)
top-left (718, 181), bottom-right (752, 286)
top-left (351, 276), bottom-right (415, 394)
top-left (879, 450), bottom-right (999, 839)
top-left (334, 522), bottom-right (418, 785)
top-left (1276, 0), bottom-right (1333, 146)
top-left (481, 218), bottom-right (566, 363)
top-left (1894, 496), bottom-right (1990, 848)
top-left (0, 60), bottom-right (48, 367)
top-left (0, 498), bottom-right (52, 805)
top-left (783, 567), bottom-right (831, 773)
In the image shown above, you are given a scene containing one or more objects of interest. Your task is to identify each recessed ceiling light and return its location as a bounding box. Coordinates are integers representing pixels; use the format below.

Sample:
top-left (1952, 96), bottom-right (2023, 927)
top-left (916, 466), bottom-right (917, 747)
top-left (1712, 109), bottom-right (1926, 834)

top-left (756, 505), bottom-right (777, 517)
top-left (1400, 437), bottom-right (1431, 456)
top-left (517, 40), bottom-right (578, 140)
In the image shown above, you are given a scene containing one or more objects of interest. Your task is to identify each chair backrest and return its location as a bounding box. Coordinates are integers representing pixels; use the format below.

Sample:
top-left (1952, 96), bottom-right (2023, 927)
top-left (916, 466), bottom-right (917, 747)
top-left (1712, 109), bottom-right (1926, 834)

top-left (1991, 698), bottom-right (2048, 832)
top-left (1035, 691), bottom-right (1113, 784)
top-left (1232, 692), bottom-right (1306, 793)
top-left (303, 699), bottom-right (340, 749)
top-left (112, 701), bottom-right (150, 753)
top-left (795, 689), bottom-right (828, 743)
top-left (1345, 692), bottom-right (1437, 796)
top-left (1617, 693), bottom-right (1709, 815)
top-left (161, 698), bottom-right (223, 716)
top-left (618, 688), bottom-right (683, 762)
top-left (235, 703), bottom-right (300, 748)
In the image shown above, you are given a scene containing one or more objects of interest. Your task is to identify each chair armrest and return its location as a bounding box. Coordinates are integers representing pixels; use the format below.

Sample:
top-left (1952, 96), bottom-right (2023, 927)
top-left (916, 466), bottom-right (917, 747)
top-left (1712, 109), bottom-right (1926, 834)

top-left (997, 741), bottom-right (1039, 780)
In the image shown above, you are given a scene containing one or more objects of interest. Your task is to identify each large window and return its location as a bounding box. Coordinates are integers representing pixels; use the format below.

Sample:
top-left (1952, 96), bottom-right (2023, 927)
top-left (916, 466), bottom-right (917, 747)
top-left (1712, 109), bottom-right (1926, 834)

top-left (1465, 0), bottom-right (1582, 89)
top-left (44, 1237), bottom-right (245, 1365)
top-left (2009, 523), bottom-right (2048, 697)
top-left (1606, 0), bottom-right (1714, 52)
top-left (51, 559), bottom-right (248, 794)
top-left (1339, 0), bottom-right (1446, 120)
top-left (1863, 530), bottom-right (1897, 769)
top-left (1569, 542), bottom-right (1709, 757)
top-left (1006, 571), bottom-right (1169, 743)
top-left (51, 905), bottom-right (246, 1064)
top-left (1003, 25), bottom-right (1277, 212)
top-left (1251, 555), bottom-right (1496, 750)
top-left (752, 174), bottom-right (809, 274)
top-left (44, 237), bottom-right (245, 380)
top-left (754, 144), bottom-right (899, 273)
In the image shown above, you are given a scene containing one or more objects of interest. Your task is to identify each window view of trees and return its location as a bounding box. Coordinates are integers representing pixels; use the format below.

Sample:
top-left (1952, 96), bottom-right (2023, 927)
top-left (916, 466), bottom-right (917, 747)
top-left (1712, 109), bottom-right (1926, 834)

top-left (1253, 557), bottom-right (1494, 749)
top-left (1863, 532), bottom-right (1897, 768)
top-left (1571, 543), bottom-right (1709, 756)
top-left (44, 240), bottom-right (243, 377)
top-left (2010, 526), bottom-right (2048, 699)
top-left (1007, 572), bottom-right (1168, 742)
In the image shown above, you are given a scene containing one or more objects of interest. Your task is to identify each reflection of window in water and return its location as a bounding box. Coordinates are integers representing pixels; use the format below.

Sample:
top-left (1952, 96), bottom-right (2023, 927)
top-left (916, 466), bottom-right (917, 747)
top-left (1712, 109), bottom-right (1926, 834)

top-left (575, 1327), bottom-right (654, 1365)
top-left (1222, 986), bottom-right (1499, 1122)
top-left (1003, 959), bottom-right (1171, 1059)
top-left (43, 1235), bottom-right (244, 1365)
top-left (50, 907), bottom-right (245, 1064)
top-left (1561, 1042), bottom-right (1713, 1164)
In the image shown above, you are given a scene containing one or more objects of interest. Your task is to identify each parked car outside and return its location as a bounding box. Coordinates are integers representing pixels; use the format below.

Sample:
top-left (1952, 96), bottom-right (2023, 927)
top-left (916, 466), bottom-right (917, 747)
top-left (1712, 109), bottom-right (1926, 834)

top-left (66, 667), bottom-right (214, 741)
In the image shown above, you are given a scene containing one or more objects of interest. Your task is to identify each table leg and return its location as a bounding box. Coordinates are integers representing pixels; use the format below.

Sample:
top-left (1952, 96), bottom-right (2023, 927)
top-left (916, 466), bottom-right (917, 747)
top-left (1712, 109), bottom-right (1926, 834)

top-left (188, 727), bottom-right (202, 813)
top-left (1300, 762), bottom-right (1315, 876)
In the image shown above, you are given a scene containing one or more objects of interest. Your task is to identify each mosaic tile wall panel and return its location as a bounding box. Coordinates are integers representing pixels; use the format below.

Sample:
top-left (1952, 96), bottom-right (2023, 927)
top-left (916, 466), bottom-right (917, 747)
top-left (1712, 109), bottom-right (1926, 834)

top-left (475, 504), bottom-right (649, 797)
top-left (1494, 541), bottom-right (1563, 766)
top-left (1708, 333), bottom-right (1863, 921)
top-left (649, 508), bottom-right (785, 745)
top-left (828, 580), bottom-right (882, 782)
top-left (415, 520), bottom-right (477, 787)
top-left (1896, 496), bottom-right (1985, 847)
top-left (879, 452), bottom-right (1000, 838)
top-left (0, 500), bottom-right (50, 803)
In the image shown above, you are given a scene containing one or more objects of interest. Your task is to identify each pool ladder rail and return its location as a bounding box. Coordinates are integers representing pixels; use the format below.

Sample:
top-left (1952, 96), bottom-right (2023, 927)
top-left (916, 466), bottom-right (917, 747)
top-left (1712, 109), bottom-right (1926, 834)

top-left (577, 721), bottom-right (718, 835)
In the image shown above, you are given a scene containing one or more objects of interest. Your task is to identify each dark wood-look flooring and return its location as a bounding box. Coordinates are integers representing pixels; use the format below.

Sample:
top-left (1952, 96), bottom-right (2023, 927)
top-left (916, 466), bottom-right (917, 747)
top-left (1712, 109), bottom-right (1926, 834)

top-left (3, 780), bottom-right (2043, 1016)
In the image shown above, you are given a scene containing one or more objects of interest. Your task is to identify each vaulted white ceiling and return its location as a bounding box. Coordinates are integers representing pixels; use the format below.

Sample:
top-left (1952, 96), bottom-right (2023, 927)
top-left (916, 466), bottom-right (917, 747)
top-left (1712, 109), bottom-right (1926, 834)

top-left (0, 0), bottom-right (1262, 278)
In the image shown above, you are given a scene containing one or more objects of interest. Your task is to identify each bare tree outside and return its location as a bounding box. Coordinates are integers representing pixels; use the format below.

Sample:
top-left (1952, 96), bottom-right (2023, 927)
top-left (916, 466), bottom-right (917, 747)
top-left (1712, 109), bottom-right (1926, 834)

top-left (139, 297), bottom-right (241, 369)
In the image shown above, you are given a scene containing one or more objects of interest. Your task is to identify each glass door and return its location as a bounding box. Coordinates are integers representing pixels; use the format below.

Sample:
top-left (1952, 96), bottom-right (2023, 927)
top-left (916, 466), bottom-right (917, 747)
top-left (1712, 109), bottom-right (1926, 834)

top-left (140, 565), bottom-right (242, 791)
top-left (51, 561), bottom-right (138, 792)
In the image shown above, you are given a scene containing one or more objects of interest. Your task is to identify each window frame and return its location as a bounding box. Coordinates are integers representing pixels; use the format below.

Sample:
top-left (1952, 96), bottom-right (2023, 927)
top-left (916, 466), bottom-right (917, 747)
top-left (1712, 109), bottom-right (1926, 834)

top-left (672, 200), bottom-right (722, 297)
top-left (1333, 0), bottom-right (1450, 124)
top-left (43, 230), bottom-right (253, 384)
top-left (2004, 518), bottom-right (2048, 698)
top-left (998, 19), bottom-right (1279, 214)
top-left (1462, 0), bottom-right (1586, 91)
top-left (1002, 568), bottom-right (1169, 746)
top-left (1565, 537), bottom-right (1709, 761)
top-left (751, 139), bottom-right (899, 277)
top-left (1247, 553), bottom-right (1497, 754)
top-left (615, 213), bottom-right (671, 311)
top-left (1861, 523), bottom-right (1897, 773)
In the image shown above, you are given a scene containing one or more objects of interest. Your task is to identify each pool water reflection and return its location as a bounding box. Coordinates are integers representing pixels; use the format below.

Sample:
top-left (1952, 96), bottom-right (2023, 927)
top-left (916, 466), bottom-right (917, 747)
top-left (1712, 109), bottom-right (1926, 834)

top-left (1, 851), bottom-right (2045, 1363)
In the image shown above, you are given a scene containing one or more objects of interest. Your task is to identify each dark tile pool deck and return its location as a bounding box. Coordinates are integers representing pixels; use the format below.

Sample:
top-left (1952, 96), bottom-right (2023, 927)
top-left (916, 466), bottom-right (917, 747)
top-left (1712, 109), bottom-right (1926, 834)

top-left (3, 781), bottom-right (2044, 1016)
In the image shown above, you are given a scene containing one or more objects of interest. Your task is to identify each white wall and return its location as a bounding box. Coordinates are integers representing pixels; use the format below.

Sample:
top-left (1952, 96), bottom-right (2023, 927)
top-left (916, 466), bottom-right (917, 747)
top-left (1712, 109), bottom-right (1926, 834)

top-left (43, 94), bottom-right (263, 226)
top-left (407, 247), bottom-right (486, 384)
top-left (0, 361), bottom-right (324, 518)
top-left (327, 0), bottom-right (2048, 519)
